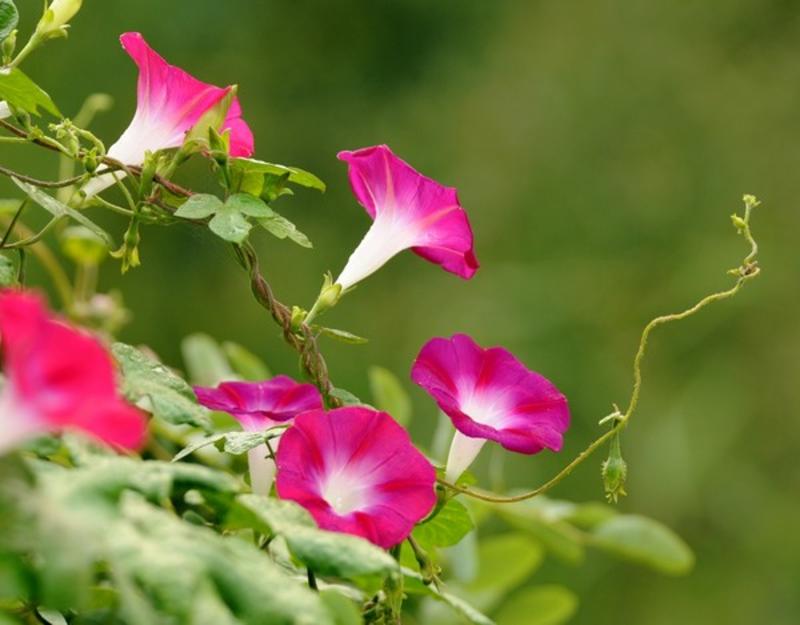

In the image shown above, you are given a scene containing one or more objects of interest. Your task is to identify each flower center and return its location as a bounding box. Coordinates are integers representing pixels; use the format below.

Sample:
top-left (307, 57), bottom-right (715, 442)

top-left (321, 468), bottom-right (368, 515)
top-left (459, 391), bottom-right (508, 428)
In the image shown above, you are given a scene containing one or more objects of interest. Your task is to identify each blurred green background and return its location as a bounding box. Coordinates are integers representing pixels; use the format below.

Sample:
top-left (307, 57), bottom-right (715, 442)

top-left (3, 1), bottom-right (799, 623)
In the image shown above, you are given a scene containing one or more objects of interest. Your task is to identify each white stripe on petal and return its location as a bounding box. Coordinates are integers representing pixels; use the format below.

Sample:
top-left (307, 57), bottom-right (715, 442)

top-left (335, 213), bottom-right (419, 290)
top-left (0, 383), bottom-right (42, 456)
top-left (247, 443), bottom-right (278, 496)
top-left (445, 431), bottom-right (487, 483)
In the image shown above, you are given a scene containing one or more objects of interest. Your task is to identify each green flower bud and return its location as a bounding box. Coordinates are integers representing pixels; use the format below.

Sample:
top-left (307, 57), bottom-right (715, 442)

top-left (730, 213), bottom-right (747, 233)
top-left (110, 218), bottom-right (142, 273)
top-left (82, 149), bottom-right (99, 174)
top-left (602, 433), bottom-right (627, 503)
top-left (742, 194), bottom-right (760, 210)
top-left (2, 29), bottom-right (17, 60)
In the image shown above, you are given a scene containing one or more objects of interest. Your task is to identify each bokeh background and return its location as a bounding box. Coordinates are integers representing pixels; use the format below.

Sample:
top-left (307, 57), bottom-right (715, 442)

top-left (3, 1), bottom-right (799, 623)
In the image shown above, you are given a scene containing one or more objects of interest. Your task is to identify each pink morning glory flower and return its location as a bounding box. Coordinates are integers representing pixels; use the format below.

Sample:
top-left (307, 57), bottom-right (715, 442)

top-left (83, 32), bottom-right (254, 196)
top-left (411, 334), bottom-right (570, 483)
top-left (334, 145), bottom-right (478, 291)
top-left (276, 406), bottom-right (437, 549)
top-left (193, 376), bottom-right (323, 495)
top-left (0, 290), bottom-right (146, 454)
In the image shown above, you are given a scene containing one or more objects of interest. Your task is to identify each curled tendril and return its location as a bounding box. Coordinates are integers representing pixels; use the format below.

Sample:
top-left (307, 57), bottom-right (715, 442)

top-left (437, 195), bottom-right (761, 504)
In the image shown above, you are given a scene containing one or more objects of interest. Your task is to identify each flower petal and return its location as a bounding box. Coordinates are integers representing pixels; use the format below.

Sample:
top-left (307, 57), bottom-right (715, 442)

top-left (0, 290), bottom-right (146, 451)
top-left (276, 407), bottom-right (436, 548)
top-left (411, 333), bottom-right (570, 473)
top-left (193, 375), bottom-right (323, 431)
top-left (334, 145), bottom-right (478, 290)
top-left (84, 32), bottom-right (254, 196)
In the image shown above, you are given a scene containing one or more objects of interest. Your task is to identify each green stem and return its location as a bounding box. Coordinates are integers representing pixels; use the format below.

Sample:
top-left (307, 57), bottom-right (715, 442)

top-left (439, 201), bottom-right (762, 505)
top-left (0, 164), bottom-right (86, 189)
top-left (0, 199), bottom-right (27, 248)
top-left (2, 216), bottom-right (63, 249)
top-left (8, 34), bottom-right (41, 69)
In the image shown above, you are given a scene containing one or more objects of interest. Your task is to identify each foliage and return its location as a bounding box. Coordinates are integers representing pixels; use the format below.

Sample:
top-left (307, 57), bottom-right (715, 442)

top-left (0, 1), bottom-right (765, 624)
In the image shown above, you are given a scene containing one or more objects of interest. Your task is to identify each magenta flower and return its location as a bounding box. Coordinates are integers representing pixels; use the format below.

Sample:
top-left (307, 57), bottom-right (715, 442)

top-left (276, 407), bottom-right (436, 548)
top-left (193, 376), bottom-right (323, 494)
top-left (0, 290), bottom-right (146, 453)
top-left (334, 145), bottom-right (478, 291)
top-left (411, 334), bottom-right (570, 482)
top-left (84, 32), bottom-right (254, 196)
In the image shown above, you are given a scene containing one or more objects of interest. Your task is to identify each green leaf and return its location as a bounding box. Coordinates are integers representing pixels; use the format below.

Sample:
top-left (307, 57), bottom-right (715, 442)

top-left (174, 193), bottom-right (223, 219)
top-left (318, 326), bottom-right (368, 345)
top-left (368, 366), bottom-right (412, 426)
top-left (0, 252), bottom-right (18, 287)
top-left (222, 341), bottom-right (272, 380)
top-left (36, 610), bottom-right (67, 625)
top-left (493, 586), bottom-right (578, 625)
top-left (413, 498), bottom-right (474, 549)
top-left (0, 0), bottom-right (18, 45)
top-left (231, 157), bottom-right (326, 192)
top-left (319, 591), bottom-right (363, 625)
top-left (222, 430), bottom-right (272, 455)
top-left (181, 333), bottom-right (235, 386)
top-left (12, 178), bottom-right (113, 246)
top-left (467, 533), bottom-right (545, 612)
top-left (226, 193), bottom-right (273, 218)
top-left (172, 428), bottom-right (282, 462)
top-left (112, 342), bottom-right (211, 430)
top-left (257, 206), bottom-right (312, 248)
top-left (172, 432), bottom-right (227, 462)
top-left (330, 387), bottom-right (369, 407)
top-left (233, 495), bottom-right (397, 579)
top-left (209, 204), bottom-right (253, 243)
top-left (112, 493), bottom-right (333, 625)
top-left (404, 568), bottom-right (495, 625)
top-left (494, 500), bottom-right (585, 564)
top-left (589, 514), bottom-right (695, 575)
top-left (0, 68), bottom-right (60, 117)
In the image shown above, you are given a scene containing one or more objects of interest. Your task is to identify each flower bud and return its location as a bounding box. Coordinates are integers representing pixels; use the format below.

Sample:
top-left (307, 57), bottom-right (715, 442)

top-left (730, 213), bottom-right (747, 233)
top-left (742, 194), bottom-right (760, 210)
top-left (2, 29), bottom-right (17, 59)
top-left (111, 218), bottom-right (142, 273)
top-left (602, 434), bottom-right (627, 503)
top-left (36, 0), bottom-right (83, 39)
top-left (317, 280), bottom-right (343, 311)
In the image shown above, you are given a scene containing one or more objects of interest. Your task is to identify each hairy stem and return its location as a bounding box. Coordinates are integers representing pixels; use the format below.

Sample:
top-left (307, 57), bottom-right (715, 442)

top-left (235, 242), bottom-right (342, 408)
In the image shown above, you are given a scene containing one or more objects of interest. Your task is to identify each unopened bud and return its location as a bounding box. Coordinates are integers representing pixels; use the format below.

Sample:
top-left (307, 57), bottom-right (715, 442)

top-left (36, 0), bottom-right (83, 39)
top-left (82, 149), bottom-right (99, 174)
top-left (110, 218), bottom-right (141, 273)
top-left (602, 433), bottom-right (627, 503)
top-left (317, 281), bottom-right (343, 311)
top-left (290, 306), bottom-right (306, 333)
top-left (2, 30), bottom-right (17, 59)
top-left (730, 213), bottom-right (747, 233)
top-left (742, 194), bottom-right (760, 210)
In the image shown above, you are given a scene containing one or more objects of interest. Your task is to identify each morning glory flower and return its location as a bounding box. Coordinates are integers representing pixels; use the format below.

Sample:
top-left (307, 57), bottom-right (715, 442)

top-left (83, 32), bottom-right (254, 196)
top-left (0, 290), bottom-right (146, 454)
top-left (411, 333), bottom-right (570, 483)
top-left (276, 406), bottom-right (437, 548)
top-left (334, 145), bottom-right (478, 291)
top-left (194, 376), bottom-right (323, 495)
